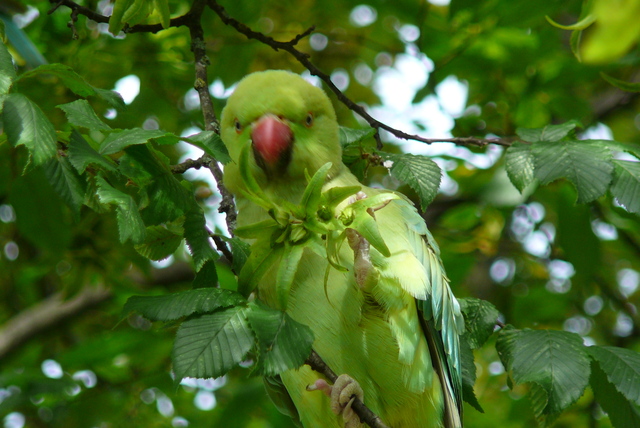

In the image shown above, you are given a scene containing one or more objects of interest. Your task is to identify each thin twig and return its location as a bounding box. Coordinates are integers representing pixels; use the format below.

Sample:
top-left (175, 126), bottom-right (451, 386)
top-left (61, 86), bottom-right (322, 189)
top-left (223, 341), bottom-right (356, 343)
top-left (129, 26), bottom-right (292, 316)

top-left (306, 350), bottom-right (391, 428)
top-left (208, 0), bottom-right (510, 150)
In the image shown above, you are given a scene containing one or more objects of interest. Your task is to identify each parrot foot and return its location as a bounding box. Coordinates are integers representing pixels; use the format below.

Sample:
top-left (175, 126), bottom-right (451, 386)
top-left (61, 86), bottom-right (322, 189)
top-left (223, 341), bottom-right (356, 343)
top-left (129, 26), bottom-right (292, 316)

top-left (307, 375), bottom-right (364, 428)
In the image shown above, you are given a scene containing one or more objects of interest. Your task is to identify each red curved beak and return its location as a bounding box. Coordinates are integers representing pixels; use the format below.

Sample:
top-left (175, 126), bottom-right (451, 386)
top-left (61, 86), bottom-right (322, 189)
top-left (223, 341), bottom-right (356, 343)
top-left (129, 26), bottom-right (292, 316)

top-left (251, 115), bottom-right (293, 169)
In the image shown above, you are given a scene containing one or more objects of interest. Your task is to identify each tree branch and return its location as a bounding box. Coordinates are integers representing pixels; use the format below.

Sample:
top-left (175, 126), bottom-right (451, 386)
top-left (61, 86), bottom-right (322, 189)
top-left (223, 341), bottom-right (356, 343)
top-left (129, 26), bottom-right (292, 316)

top-left (208, 0), bottom-right (509, 150)
top-left (305, 350), bottom-right (391, 428)
top-left (184, 1), bottom-right (237, 234)
top-left (0, 286), bottom-right (112, 359)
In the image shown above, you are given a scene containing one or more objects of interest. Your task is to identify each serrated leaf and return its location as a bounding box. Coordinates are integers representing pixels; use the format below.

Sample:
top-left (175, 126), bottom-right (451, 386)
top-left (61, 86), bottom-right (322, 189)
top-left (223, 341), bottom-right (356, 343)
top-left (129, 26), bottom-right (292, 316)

top-left (460, 337), bottom-right (483, 413)
top-left (383, 153), bottom-right (441, 210)
top-left (611, 159), bottom-right (640, 214)
top-left (590, 360), bottom-right (640, 428)
top-left (95, 176), bottom-right (146, 244)
top-left (505, 141), bottom-right (535, 192)
top-left (42, 156), bottom-right (87, 215)
top-left (531, 139), bottom-right (613, 203)
top-left (123, 288), bottom-right (245, 321)
top-left (588, 346), bottom-right (640, 406)
top-left (172, 307), bottom-right (253, 380)
top-left (100, 128), bottom-right (172, 155)
top-left (192, 260), bottom-right (219, 288)
top-left (3, 93), bottom-right (57, 164)
top-left (227, 237), bottom-right (251, 273)
top-left (185, 131), bottom-right (232, 164)
top-left (134, 225), bottom-right (182, 260)
top-left (184, 205), bottom-right (218, 271)
top-left (68, 130), bottom-right (116, 173)
top-left (339, 126), bottom-right (375, 148)
top-left (517, 121), bottom-right (581, 143)
top-left (17, 64), bottom-right (97, 97)
top-left (459, 297), bottom-right (499, 349)
top-left (57, 99), bottom-right (111, 131)
top-left (496, 328), bottom-right (590, 415)
top-left (0, 39), bottom-right (16, 94)
top-left (247, 301), bottom-right (314, 376)
top-left (123, 145), bottom-right (191, 224)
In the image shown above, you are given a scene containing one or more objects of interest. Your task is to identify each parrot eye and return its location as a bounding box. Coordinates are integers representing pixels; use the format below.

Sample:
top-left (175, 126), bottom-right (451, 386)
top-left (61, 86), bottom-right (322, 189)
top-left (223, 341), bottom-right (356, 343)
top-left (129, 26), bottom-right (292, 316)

top-left (305, 113), bottom-right (314, 127)
top-left (234, 119), bottom-right (242, 133)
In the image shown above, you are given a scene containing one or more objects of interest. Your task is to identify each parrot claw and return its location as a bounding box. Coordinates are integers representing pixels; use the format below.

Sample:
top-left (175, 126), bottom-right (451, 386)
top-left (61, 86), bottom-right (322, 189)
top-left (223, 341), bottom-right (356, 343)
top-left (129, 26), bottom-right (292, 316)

top-left (308, 375), bottom-right (363, 428)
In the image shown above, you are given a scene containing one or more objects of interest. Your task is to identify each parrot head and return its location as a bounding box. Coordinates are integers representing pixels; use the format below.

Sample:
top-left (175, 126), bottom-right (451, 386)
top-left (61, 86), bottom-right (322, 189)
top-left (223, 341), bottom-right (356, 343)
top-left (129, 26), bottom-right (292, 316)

top-left (220, 70), bottom-right (343, 199)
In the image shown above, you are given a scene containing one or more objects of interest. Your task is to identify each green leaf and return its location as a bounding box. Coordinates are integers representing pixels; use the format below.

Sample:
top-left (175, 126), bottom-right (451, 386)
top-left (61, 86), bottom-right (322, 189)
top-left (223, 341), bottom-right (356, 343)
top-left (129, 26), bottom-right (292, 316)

top-left (460, 337), bottom-right (483, 413)
top-left (94, 87), bottom-right (126, 111)
top-left (154, 0), bottom-right (171, 28)
top-left (238, 242), bottom-right (284, 297)
top-left (95, 176), bottom-right (146, 244)
top-left (600, 73), bottom-right (640, 93)
top-left (590, 360), bottom-right (640, 428)
top-left (57, 99), bottom-right (111, 131)
top-left (192, 260), bottom-right (219, 288)
top-left (109, 0), bottom-right (134, 35)
top-left (17, 64), bottom-right (95, 97)
top-left (0, 39), bottom-right (16, 94)
top-left (123, 145), bottom-right (191, 224)
top-left (496, 328), bottom-right (590, 415)
top-left (505, 141), bottom-right (535, 192)
top-left (531, 139), bottom-right (613, 203)
top-left (228, 237), bottom-right (251, 273)
top-left (383, 153), bottom-right (441, 210)
top-left (42, 156), bottom-right (87, 215)
top-left (67, 130), bottom-right (117, 173)
top-left (172, 307), bottom-right (254, 380)
top-left (301, 162), bottom-right (332, 218)
top-left (134, 225), bottom-right (182, 261)
top-left (3, 93), bottom-right (57, 165)
top-left (611, 160), bottom-right (640, 214)
top-left (100, 128), bottom-right (173, 155)
top-left (247, 301), bottom-right (314, 376)
top-left (516, 121), bottom-right (581, 143)
top-left (184, 204), bottom-right (219, 271)
top-left (459, 298), bottom-right (499, 349)
top-left (339, 126), bottom-right (376, 148)
top-left (587, 346), bottom-right (640, 406)
top-left (545, 14), bottom-right (595, 30)
top-left (123, 288), bottom-right (245, 321)
top-left (276, 243), bottom-right (305, 309)
top-left (185, 131), bottom-right (232, 164)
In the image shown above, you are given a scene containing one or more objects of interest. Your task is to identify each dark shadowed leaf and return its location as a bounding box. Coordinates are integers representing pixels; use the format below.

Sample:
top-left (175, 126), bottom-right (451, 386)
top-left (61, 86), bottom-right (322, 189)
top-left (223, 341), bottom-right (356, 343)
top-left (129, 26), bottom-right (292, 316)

top-left (184, 204), bottom-right (219, 271)
top-left (95, 176), bottom-right (146, 244)
top-left (588, 346), bottom-right (640, 407)
top-left (123, 288), bottom-right (246, 321)
top-left (459, 297), bottom-right (499, 349)
top-left (247, 301), bottom-right (314, 376)
top-left (67, 130), bottom-right (117, 173)
top-left (42, 156), bottom-right (87, 215)
top-left (339, 126), bottom-right (375, 148)
top-left (100, 128), bottom-right (173, 155)
top-left (460, 337), bottom-right (483, 413)
top-left (0, 40), bottom-right (16, 94)
top-left (590, 361), bottom-right (640, 428)
top-left (185, 131), bottom-right (232, 164)
top-left (134, 225), bottom-right (183, 261)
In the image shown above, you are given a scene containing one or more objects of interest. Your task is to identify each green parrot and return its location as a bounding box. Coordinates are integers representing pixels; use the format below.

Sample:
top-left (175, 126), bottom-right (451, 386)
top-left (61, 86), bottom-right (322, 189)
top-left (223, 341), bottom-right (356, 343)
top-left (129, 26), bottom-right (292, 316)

top-left (220, 70), bottom-right (464, 428)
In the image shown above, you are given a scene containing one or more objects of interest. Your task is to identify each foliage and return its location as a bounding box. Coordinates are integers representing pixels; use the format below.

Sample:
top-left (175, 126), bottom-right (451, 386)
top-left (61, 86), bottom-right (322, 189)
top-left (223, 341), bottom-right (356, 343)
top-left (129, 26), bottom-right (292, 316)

top-left (2, 0), bottom-right (640, 427)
